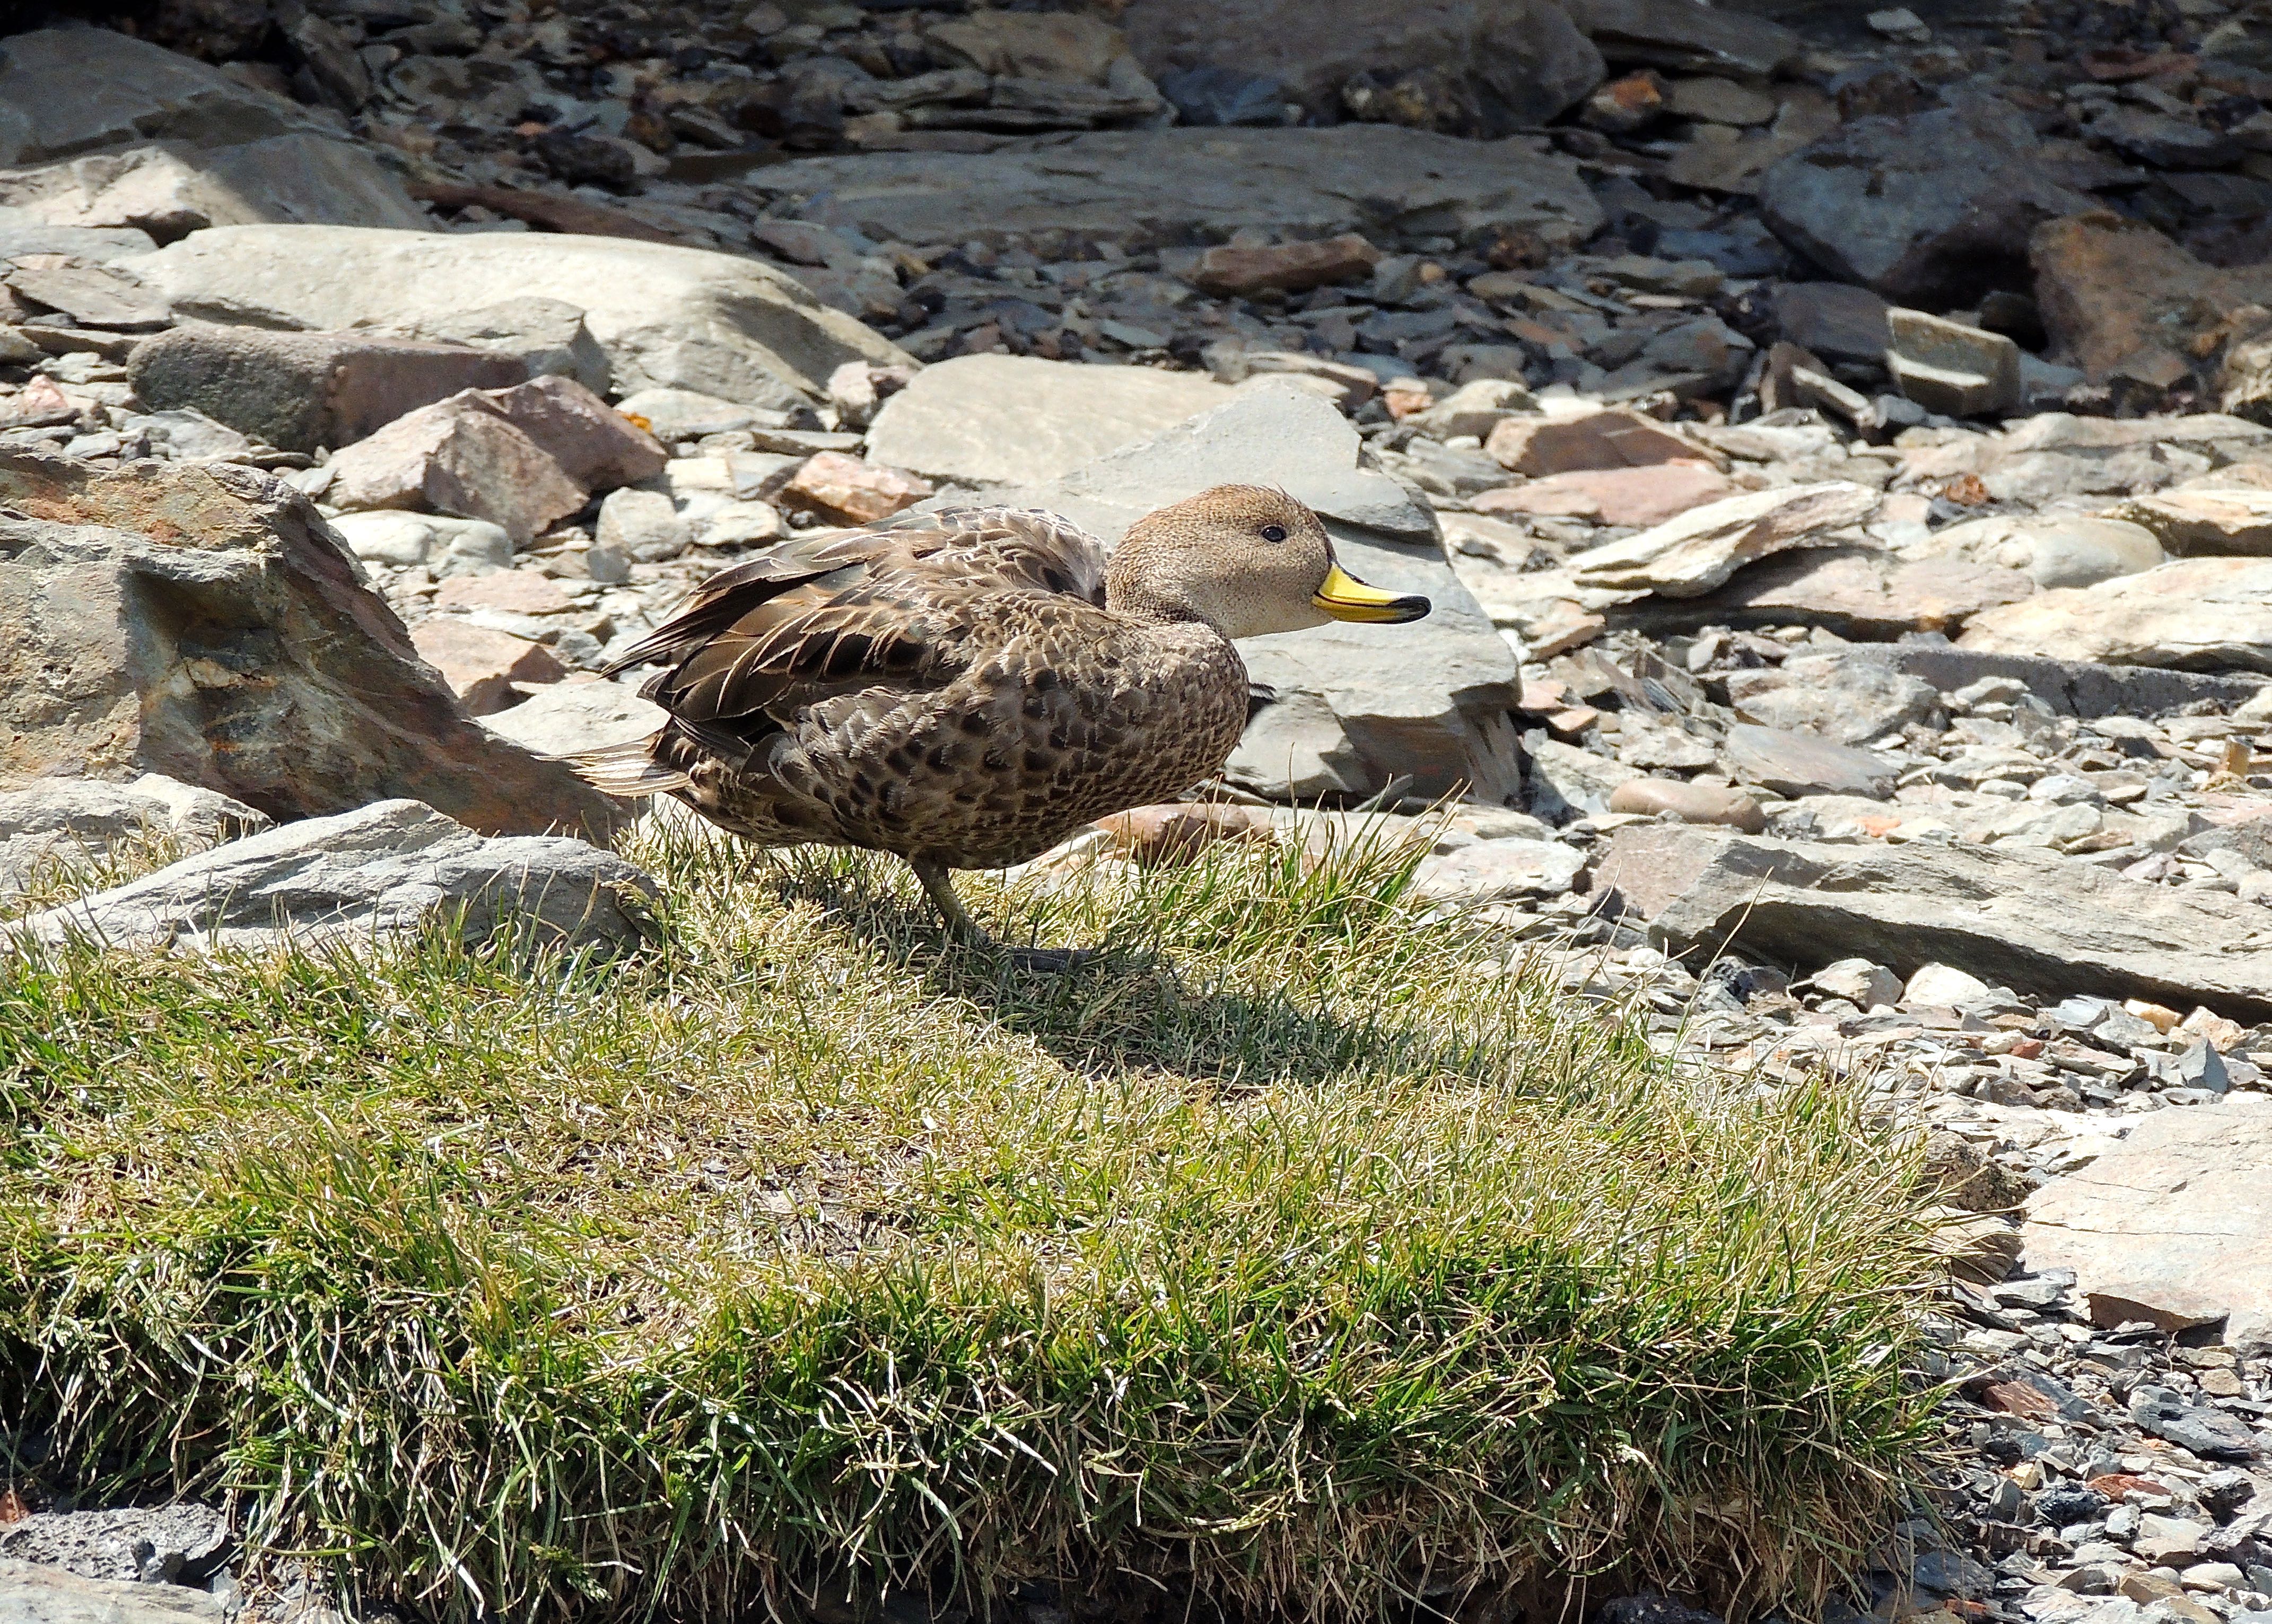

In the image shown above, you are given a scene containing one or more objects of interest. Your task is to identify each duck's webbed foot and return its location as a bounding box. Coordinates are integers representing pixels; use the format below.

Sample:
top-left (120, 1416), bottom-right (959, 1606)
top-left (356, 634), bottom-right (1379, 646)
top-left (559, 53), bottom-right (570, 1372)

top-left (906, 858), bottom-right (1091, 972)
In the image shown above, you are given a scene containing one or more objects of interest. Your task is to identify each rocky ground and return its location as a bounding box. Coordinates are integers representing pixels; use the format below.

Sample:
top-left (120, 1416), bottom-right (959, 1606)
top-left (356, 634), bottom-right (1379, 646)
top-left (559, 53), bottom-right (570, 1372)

top-left (8, 0), bottom-right (2272, 1618)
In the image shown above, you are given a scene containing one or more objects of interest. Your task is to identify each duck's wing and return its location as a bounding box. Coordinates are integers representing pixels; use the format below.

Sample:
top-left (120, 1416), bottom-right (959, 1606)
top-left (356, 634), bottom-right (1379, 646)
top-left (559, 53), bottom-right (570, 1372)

top-left (605, 507), bottom-right (1109, 733)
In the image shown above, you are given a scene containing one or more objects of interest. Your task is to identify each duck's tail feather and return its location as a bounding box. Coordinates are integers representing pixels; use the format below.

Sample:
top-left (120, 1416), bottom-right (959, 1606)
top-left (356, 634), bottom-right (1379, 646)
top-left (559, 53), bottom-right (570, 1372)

top-left (558, 733), bottom-right (692, 796)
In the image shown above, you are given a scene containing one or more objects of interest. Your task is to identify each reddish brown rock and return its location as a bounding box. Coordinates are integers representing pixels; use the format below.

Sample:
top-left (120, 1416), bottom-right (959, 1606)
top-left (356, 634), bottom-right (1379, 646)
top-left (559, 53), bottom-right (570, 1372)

top-left (325, 398), bottom-right (587, 544)
top-left (778, 452), bottom-right (933, 523)
top-left (430, 571), bottom-right (577, 615)
top-left (1475, 461), bottom-right (1737, 528)
top-left (409, 619), bottom-right (568, 717)
top-left (0, 451), bottom-right (620, 838)
top-left (478, 374), bottom-right (667, 490)
top-left (1485, 408), bottom-right (1707, 475)
top-left (1095, 803), bottom-right (1276, 867)
top-left (1186, 233), bottom-right (1383, 297)
top-left (2031, 211), bottom-right (2272, 383)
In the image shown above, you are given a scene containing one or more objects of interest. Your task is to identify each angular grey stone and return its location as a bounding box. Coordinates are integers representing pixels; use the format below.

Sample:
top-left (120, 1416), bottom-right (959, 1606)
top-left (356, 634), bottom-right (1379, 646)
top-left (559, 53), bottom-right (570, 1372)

top-left (0, 450), bottom-right (622, 839)
top-left (1960, 556), bottom-right (2272, 674)
top-left (0, 209), bottom-right (158, 264)
top-left (0, 31), bottom-right (430, 235)
top-left (1617, 545), bottom-right (2035, 641)
top-left (478, 679), bottom-right (668, 760)
top-left (973, 381), bottom-right (1521, 803)
top-left (1119, 0), bottom-right (1605, 125)
top-left (1887, 308), bottom-right (2023, 417)
top-left (1759, 96), bottom-right (2095, 307)
top-left (1836, 643), bottom-right (2269, 719)
top-left (1412, 837), bottom-right (1586, 904)
top-left (1567, 482), bottom-right (1880, 599)
top-left (0, 1557), bottom-right (225, 1623)
top-left (2029, 1098), bottom-right (2272, 1354)
top-left (1568, 0), bottom-right (1802, 74)
top-left (127, 226), bottom-right (911, 409)
top-left (128, 326), bottom-right (528, 455)
top-left (15, 799), bottom-right (658, 957)
top-left (1595, 825), bottom-right (2272, 1020)
top-left (747, 126), bottom-right (1602, 251)
top-left (0, 1505), bottom-right (226, 1586)
top-left (866, 355), bottom-right (1234, 487)
top-left (1724, 653), bottom-right (1944, 746)
top-left (383, 298), bottom-right (613, 397)
top-left (0, 772), bottom-right (269, 896)
top-left (1720, 722), bottom-right (1897, 798)
top-left (2130, 1387), bottom-right (2262, 1460)
top-left (3, 259), bottom-right (168, 329)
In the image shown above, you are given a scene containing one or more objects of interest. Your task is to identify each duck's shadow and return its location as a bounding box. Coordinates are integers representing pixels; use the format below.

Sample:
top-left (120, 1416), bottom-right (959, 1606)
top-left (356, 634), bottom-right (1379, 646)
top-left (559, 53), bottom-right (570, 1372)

top-left (766, 862), bottom-right (1491, 1088)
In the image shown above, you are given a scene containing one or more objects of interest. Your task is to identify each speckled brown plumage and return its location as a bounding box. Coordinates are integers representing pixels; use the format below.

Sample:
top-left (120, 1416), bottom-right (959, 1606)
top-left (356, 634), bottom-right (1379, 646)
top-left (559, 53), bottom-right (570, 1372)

top-left (570, 485), bottom-right (1428, 954)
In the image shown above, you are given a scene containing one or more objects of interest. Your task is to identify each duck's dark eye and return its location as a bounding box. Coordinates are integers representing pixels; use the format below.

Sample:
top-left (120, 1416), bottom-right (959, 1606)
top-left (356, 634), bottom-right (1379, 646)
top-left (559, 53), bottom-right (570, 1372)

top-left (1260, 524), bottom-right (1288, 543)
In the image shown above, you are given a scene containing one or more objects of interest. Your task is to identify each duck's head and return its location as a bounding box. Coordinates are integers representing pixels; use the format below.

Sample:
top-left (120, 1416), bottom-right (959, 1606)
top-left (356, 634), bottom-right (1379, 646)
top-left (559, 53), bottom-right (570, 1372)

top-left (1106, 484), bottom-right (1431, 640)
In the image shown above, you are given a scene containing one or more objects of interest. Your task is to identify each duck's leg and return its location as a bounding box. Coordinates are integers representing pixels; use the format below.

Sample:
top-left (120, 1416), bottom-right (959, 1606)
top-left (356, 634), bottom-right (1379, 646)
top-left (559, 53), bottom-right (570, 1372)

top-left (906, 857), bottom-right (1090, 972)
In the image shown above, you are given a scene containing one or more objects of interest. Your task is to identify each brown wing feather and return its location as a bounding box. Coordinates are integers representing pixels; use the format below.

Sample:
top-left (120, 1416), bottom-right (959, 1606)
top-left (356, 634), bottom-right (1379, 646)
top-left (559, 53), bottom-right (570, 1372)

top-left (612, 507), bottom-right (1110, 736)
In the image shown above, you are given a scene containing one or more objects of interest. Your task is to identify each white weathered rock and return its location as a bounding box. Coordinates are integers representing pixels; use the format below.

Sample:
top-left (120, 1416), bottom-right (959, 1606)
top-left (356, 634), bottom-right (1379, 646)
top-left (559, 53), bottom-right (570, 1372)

top-left (2026, 1095), bottom-right (2272, 1352)
top-left (478, 679), bottom-right (667, 760)
top-left (1960, 556), bottom-right (2272, 673)
top-left (14, 800), bottom-right (658, 957)
top-left (2111, 487), bottom-right (2272, 557)
top-left (1724, 652), bottom-right (1944, 745)
top-left (1904, 962), bottom-right (1995, 1006)
top-left (748, 126), bottom-right (1602, 250)
top-left (327, 511), bottom-right (514, 573)
top-left (0, 774), bottom-right (269, 896)
top-left (1411, 837), bottom-right (1585, 904)
top-left (0, 1556), bottom-right (225, 1622)
top-left (1566, 482), bottom-right (1881, 598)
top-left (865, 354), bottom-right (1233, 486)
top-left (1905, 513), bottom-right (2164, 589)
top-left (127, 226), bottom-right (912, 409)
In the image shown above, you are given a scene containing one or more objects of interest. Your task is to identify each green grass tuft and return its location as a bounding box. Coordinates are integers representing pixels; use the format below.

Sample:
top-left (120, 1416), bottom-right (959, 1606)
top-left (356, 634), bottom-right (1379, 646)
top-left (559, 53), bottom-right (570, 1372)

top-left (0, 822), bottom-right (1940, 1622)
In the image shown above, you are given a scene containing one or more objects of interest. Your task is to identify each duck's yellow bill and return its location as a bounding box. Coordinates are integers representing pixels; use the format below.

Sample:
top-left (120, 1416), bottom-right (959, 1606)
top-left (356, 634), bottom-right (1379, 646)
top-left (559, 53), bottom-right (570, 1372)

top-left (1313, 563), bottom-right (1431, 624)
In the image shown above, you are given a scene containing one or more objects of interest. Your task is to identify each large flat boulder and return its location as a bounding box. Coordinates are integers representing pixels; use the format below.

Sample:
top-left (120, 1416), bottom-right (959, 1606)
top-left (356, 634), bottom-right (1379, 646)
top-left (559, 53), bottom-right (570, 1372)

top-left (15, 799), bottom-right (657, 957)
top-left (746, 126), bottom-right (1603, 250)
top-left (1958, 556), bottom-right (2272, 673)
top-left (0, 30), bottom-right (430, 235)
top-left (1118, 0), bottom-right (1604, 125)
top-left (0, 451), bottom-right (622, 838)
top-left (968, 380), bottom-right (1524, 803)
top-left (0, 1556), bottom-right (225, 1622)
top-left (1595, 824), bottom-right (2272, 1021)
top-left (2024, 1096), bottom-right (2272, 1353)
top-left (125, 226), bottom-right (912, 409)
top-left (0, 773), bottom-right (268, 897)
top-left (864, 354), bottom-right (1234, 487)
top-left (1759, 95), bottom-right (2094, 308)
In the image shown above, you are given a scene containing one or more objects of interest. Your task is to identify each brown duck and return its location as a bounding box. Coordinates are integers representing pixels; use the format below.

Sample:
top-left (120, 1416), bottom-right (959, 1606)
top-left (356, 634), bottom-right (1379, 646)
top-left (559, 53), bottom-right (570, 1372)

top-left (571, 484), bottom-right (1430, 963)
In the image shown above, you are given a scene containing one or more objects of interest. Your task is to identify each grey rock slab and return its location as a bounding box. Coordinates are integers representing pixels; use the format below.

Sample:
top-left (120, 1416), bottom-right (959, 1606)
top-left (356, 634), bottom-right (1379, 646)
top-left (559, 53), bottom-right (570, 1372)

top-left (1723, 652), bottom-right (1944, 746)
top-left (126, 226), bottom-right (910, 410)
top-left (1887, 307), bottom-right (2023, 418)
top-left (0, 130), bottom-right (431, 237)
top-left (14, 798), bottom-right (658, 957)
top-left (1720, 722), bottom-right (1897, 798)
top-left (0, 28), bottom-right (321, 164)
top-left (128, 326), bottom-right (528, 455)
top-left (2129, 1386), bottom-right (2261, 1460)
top-left (1594, 824), bottom-right (2272, 1021)
top-left (0, 210), bottom-right (156, 263)
top-left (972, 380), bottom-right (1521, 802)
top-left (1567, 0), bottom-right (1803, 74)
top-left (2110, 488), bottom-right (2272, 559)
top-left (1759, 95), bottom-right (2095, 307)
top-left (0, 1557), bottom-right (224, 1624)
top-left (1772, 281), bottom-right (1893, 364)
top-left (0, 450), bottom-right (623, 839)
top-left (864, 354), bottom-right (1234, 487)
top-left (1616, 544), bottom-right (2035, 640)
top-left (0, 772), bottom-right (269, 896)
top-left (478, 679), bottom-right (668, 759)
top-left (1566, 481), bottom-right (1881, 599)
top-left (1908, 513), bottom-right (2164, 590)
top-left (375, 296), bottom-right (613, 397)
top-left (1831, 645), bottom-right (2269, 724)
top-left (0, 1505), bottom-right (226, 1585)
top-left (1411, 837), bottom-right (1586, 905)
top-left (1959, 556), bottom-right (2272, 674)
top-left (746, 126), bottom-right (1602, 251)
top-left (2026, 1097), bottom-right (2272, 1355)
top-left (1119, 0), bottom-right (1604, 124)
